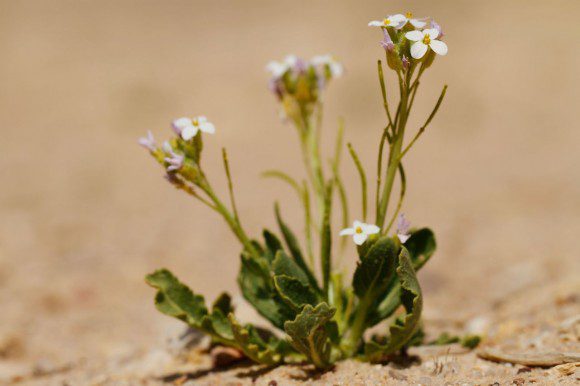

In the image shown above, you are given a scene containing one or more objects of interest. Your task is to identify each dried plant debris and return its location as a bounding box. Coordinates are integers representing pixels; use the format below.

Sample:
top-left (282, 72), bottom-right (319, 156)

top-left (478, 348), bottom-right (580, 367)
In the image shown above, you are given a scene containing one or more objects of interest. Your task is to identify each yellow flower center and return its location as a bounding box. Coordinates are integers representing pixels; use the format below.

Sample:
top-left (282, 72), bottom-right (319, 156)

top-left (406, 12), bottom-right (413, 18)
top-left (192, 118), bottom-right (199, 126)
top-left (383, 18), bottom-right (390, 25)
top-left (355, 226), bottom-right (363, 234)
top-left (423, 34), bottom-right (431, 45)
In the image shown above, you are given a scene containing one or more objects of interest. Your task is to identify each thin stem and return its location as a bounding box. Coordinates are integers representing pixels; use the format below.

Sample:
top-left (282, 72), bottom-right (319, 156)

top-left (377, 74), bottom-right (410, 229)
top-left (377, 60), bottom-right (394, 128)
top-left (332, 165), bottom-right (349, 254)
top-left (398, 85), bottom-right (448, 161)
top-left (347, 143), bottom-right (368, 222)
top-left (302, 180), bottom-right (314, 266)
top-left (198, 177), bottom-right (258, 258)
top-left (384, 163), bottom-right (406, 234)
top-left (375, 124), bottom-right (392, 221)
top-left (171, 174), bottom-right (217, 210)
top-left (320, 182), bottom-right (333, 297)
top-left (222, 148), bottom-right (240, 225)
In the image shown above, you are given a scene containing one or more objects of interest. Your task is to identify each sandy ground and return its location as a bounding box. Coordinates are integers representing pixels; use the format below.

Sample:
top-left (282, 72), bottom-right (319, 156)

top-left (0, 0), bottom-right (579, 384)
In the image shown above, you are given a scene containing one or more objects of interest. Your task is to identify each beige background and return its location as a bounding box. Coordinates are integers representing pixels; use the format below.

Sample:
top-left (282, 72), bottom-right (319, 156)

top-left (0, 0), bottom-right (579, 369)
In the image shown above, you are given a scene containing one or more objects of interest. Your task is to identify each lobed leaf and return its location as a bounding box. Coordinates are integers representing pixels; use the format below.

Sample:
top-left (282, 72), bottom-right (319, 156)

top-left (274, 204), bottom-right (319, 291)
top-left (364, 247), bottom-right (423, 362)
top-left (274, 275), bottom-right (319, 311)
top-left (284, 303), bottom-right (336, 369)
top-left (228, 314), bottom-right (282, 365)
top-left (237, 252), bottom-right (295, 330)
top-left (404, 227), bottom-right (436, 271)
top-left (352, 236), bottom-right (398, 305)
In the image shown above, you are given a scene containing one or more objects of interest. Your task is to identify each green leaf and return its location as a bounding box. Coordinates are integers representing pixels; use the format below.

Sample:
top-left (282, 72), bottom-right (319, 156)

top-left (274, 275), bottom-right (319, 311)
top-left (228, 314), bottom-right (282, 365)
top-left (237, 253), bottom-right (296, 330)
top-left (352, 236), bottom-right (398, 303)
top-left (146, 269), bottom-right (208, 325)
top-left (364, 247), bottom-right (423, 362)
top-left (263, 229), bottom-right (283, 262)
top-left (405, 228), bottom-right (436, 271)
top-left (272, 250), bottom-right (310, 287)
top-left (146, 269), bottom-right (238, 347)
top-left (284, 303), bottom-right (336, 369)
top-left (212, 292), bottom-right (233, 315)
top-left (274, 204), bottom-right (319, 291)
top-left (368, 228), bottom-right (436, 326)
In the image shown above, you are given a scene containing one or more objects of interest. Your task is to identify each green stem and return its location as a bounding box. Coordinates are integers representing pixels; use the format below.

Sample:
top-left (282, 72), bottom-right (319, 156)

top-left (198, 177), bottom-right (258, 258)
top-left (377, 76), bottom-right (410, 230)
top-left (343, 294), bottom-right (372, 356)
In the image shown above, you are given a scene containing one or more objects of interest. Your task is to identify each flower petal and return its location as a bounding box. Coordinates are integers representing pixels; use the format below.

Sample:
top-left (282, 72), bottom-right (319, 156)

top-left (410, 41), bottom-right (428, 59)
top-left (397, 233), bottom-right (411, 243)
top-left (422, 28), bottom-right (439, 39)
top-left (340, 228), bottom-right (355, 236)
top-left (368, 20), bottom-right (383, 27)
top-left (410, 19), bottom-right (427, 28)
top-left (429, 40), bottom-right (448, 56)
top-left (363, 224), bottom-right (380, 234)
top-left (199, 121), bottom-right (215, 134)
top-left (405, 30), bottom-right (424, 42)
top-left (390, 14), bottom-right (406, 22)
top-left (353, 233), bottom-right (368, 245)
top-left (352, 220), bottom-right (364, 229)
top-left (181, 126), bottom-right (198, 140)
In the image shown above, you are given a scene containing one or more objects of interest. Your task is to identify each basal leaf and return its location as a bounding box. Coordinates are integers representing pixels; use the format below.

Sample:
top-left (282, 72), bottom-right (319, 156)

top-left (369, 228), bottom-right (436, 326)
top-left (352, 235), bottom-right (398, 307)
top-left (274, 204), bottom-right (319, 290)
top-left (146, 269), bottom-right (237, 347)
top-left (405, 228), bottom-right (436, 271)
top-left (364, 247), bottom-right (423, 362)
top-left (237, 253), bottom-right (295, 330)
top-left (228, 314), bottom-right (282, 365)
top-left (272, 250), bottom-right (310, 287)
top-left (212, 292), bottom-right (233, 315)
top-left (263, 229), bottom-right (283, 262)
top-left (284, 303), bottom-right (336, 369)
top-left (274, 275), bottom-right (319, 311)
top-left (146, 269), bottom-right (208, 325)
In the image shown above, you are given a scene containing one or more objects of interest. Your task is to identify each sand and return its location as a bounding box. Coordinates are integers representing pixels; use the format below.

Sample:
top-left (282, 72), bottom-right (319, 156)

top-left (0, 0), bottom-right (579, 384)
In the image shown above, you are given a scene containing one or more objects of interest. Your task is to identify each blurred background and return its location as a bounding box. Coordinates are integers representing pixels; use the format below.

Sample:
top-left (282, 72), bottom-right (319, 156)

top-left (0, 0), bottom-right (578, 369)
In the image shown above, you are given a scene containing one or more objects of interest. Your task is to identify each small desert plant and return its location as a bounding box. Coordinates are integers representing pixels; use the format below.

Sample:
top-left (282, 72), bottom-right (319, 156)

top-left (140, 12), bottom-right (448, 369)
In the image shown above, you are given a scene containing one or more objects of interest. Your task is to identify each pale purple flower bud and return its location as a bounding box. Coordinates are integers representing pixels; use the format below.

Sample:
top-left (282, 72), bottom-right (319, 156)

top-left (402, 55), bottom-right (410, 70)
top-left (431, 20), bottom-right (444, 38)
top-left (396, 213), bottom-right (411, 243)
top-left (138, 130), bottom-right (156, 152)
top-left (293, 57), bottom-right (308, 74)
top-left (163, 141), bottom-right (184, 172)
top-left (164, 172), bottom-right (180, 185)
top-left (380, 28), bottom-right (395, 52)
top-left (268, 78), bottom-right (284, 100)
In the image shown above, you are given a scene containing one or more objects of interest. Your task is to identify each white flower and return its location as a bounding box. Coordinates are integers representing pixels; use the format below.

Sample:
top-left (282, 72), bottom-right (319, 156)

top-left (368, 14), bottom-right (406, 28)
top-left (396, 12), bottom-right (427, 29)
top-left (405, 28), bottom-right (448, 59)
top-left (266, 60), bottom-right (288, 78)
top-left (340, 221), bottom-right (380, 245)
top-left (311, 55), bottom-right (343, 78)
top-left (266, 55), bottom-right (299, 78)
top-left (172, 116), bottom-right (215, 141)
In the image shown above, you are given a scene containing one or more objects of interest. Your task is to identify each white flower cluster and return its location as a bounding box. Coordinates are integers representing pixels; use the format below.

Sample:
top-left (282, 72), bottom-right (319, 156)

top-left (369, 12), bottom-right (448, 60)
top-left (266, 54), bottom-right (343, 81)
